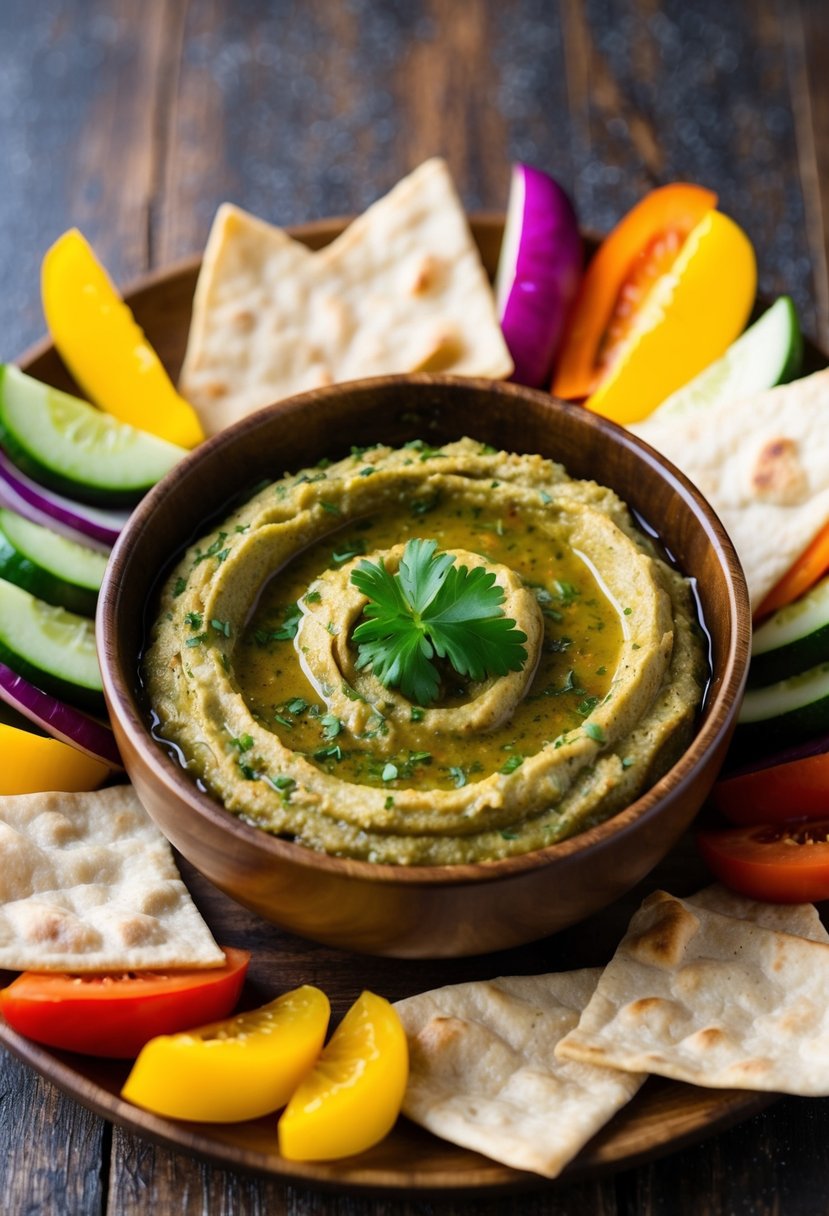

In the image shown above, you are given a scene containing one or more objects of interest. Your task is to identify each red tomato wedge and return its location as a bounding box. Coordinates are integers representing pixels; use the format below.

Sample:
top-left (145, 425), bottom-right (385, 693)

top-left (0, 947), bottom-right (249, 1058)
top-left (697, 821), bottom-right (829, 903)
top-left (712, 752), bottom-right (829, 825)
top-left (552, 182), bottom-right (717, 399)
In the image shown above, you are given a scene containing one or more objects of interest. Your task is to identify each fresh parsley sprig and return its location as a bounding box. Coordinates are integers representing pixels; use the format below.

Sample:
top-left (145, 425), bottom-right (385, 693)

top-left (350, 538), bottom-right (528, 705)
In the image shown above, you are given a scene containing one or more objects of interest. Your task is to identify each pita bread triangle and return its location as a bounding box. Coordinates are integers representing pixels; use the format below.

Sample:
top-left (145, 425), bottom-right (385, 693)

top-left (179, 159), bottom-right (513, 435)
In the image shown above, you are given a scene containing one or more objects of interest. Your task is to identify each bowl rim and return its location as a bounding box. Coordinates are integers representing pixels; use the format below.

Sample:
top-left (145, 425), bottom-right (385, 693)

top-left (98, 371), bottom-right (751, 888)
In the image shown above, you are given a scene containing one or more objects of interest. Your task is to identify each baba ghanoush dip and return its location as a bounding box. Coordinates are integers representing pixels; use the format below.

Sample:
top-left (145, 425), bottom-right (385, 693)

top-left (144, 438), bottom-right (706, 865)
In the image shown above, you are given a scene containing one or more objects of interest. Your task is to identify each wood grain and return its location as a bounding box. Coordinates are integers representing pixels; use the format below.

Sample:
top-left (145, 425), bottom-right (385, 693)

top-left (2, 0), bottom-right (829, 1212)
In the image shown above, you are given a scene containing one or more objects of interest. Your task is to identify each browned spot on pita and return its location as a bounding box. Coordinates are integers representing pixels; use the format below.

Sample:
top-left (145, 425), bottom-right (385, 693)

top-left (688, 1026), bottom-right (726, 1049)
top-left (624, 894), bottom-right (700, 968)
top-left (410, 254), bottom-right (445, 295)
top-left (201, 381), bottom-right (229, 400)
top-left (751, 437), bottom-right (808, 505)
top-left (413, 328), bottom-right (465, 372)
top-left (232, 309), bottom-right (256, 332)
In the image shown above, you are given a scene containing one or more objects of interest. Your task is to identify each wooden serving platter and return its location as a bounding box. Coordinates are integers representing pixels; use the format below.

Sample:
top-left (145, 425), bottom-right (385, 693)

top-left (4, 216), bottom-right (813, 1194)
top-left (0, 839), bottom-right (774, 1195)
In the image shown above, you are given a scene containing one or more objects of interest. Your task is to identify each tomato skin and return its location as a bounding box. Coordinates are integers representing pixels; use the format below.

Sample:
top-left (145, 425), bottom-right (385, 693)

top-left (712, 753), bottom-right (829, 825)
top-left (0, 947), bottom-right (249, 1058)
top-left (697, 822), bottom-right (829, 902)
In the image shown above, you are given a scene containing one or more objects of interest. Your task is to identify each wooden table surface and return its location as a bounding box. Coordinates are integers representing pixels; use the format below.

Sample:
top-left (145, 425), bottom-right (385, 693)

top-left (2, 1), bottom-right (829, 1212)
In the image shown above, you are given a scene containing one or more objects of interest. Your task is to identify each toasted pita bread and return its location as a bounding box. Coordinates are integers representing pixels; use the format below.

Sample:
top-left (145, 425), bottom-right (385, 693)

top-left (556, 890), bottom-right (829, 1094)
top-left (180, 159), bottom-right (513, 435)
top-left (0, 786), bottom-right (224, 970)
top-left (687, 883), bottom-right (829, 943)
top-left (394, 970), bottom-right (644, 1179)
top-left (632, 368), bottom-right (829, 606)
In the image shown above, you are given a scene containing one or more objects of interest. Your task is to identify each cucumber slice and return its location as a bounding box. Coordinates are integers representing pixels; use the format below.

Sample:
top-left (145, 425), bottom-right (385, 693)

top-left (738, 660), bottom-right (829, 748)
top-left (644, 297), bottom-right (802, 425)
top-left (0, 507), bottom-right (108, 617)
top-left (749, 573), bottom-right (829, 687)
top-left (0, 365), bottom-right (186, 506)
top-left (0, 576), bottom-right (103, 710)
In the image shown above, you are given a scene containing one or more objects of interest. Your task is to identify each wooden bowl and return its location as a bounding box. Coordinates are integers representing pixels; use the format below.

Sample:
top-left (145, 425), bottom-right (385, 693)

top-left (98, 372), bottom-right (750, 958)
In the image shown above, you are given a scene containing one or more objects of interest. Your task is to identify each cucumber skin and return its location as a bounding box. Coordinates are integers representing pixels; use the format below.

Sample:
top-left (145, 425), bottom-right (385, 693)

top-left (0, 636), bottom-right (104, 714)
top-left (0, 418), bottom-right (152, 508)
top-left (748, 623), bottom-right (829, 688)
top-left (735, 692), bottom-right (829, 752)
top-left (0, 533), bottom-right (98, 617)
top-left (776, 297), bottom-right (804, 384)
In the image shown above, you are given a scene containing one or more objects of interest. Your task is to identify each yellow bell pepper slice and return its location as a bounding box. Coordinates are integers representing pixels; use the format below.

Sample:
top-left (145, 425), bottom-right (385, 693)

top-left (584, 209), bottom-right (757, 425)
top-left (121, 985), bottom-right (329, 1123)
top-left (41, 230), bottom-right (204, 449)
top-left (278, 990), bottom-right (408, 1161)
top-left (0, 723), bottom-right (110, 794)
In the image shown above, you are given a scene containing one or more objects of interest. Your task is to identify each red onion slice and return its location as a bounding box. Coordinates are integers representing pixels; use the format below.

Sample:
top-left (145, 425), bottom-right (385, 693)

top-left (0, 447), bottom-right (126, 551)
top-left (495, 163), bottom-right (583, 388)
top-left (0, 661), bottom-right (122, 769)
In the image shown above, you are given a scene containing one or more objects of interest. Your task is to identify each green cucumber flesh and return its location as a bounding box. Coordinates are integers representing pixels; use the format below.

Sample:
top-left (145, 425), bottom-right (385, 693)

top-left (0, 507), bottom-right (108, 617)
top-left (749, 573), bottom-right (829, 687)
top-left (0, 576), bottom-right (103, 710)
top-left (645, 297), bottom-right (802, 425)
top-left (0, 364), bottom-right (186, 506)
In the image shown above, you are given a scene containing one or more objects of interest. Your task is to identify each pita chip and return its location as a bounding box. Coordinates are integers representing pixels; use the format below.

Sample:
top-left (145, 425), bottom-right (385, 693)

top-left (0, 786), bottom-right (224, 971)
top-left (632, 368), bottom-right (829, 607)
top-left (556, 890), bottom-right (829, 1094)
top-left (180, 159), bottom-right (513, 435)
top-left (395, 970), bottom-right (644, 1179)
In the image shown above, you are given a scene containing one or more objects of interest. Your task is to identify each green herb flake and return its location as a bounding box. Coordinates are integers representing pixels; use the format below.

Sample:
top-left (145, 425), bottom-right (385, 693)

top-left (173, 576), bottom-right (187, 597)
top-left (584, 722), bottom-right (607, 743)
top-left (211, 618), bottom-right (232, 638)
top-left (238, 760), bottom-right (258, 780)
top-left (234, 524), bottom-right (250, 534)
top-left (500, 754), bottom-right (524, 775)
top-left (332, 539), bottom-right (366, 565)
top-left (539, 490), bottom-right (552, 505)
top-left (184, 611), bottom-right (203, 630)
top-left (500, 830), bottom-right (519, 840)
top-left (285, 697), bottom-right (309, 715)
top-left (314, 744), bottom-right (343, 762)
top-left (304, 591), bottom-right (322, 604)
top-left (384, 795), bottom-right (395, 809)
top-left (449, 766), bottom-right (466, 788)
top-left (359, 466), bottom-right (376, 477)
top-left (596, 665), bottom-right (607, 675)
top-left (410, 707), bottom-right (425, 722)
top-left (274, 714), bottom-right (294, 730)
top-left (621, 756), bottom-right (635, 769)
top-left (623, 607), bottom-right (633, 616)
top-left (185, 632), bottom-right (208, 648)
top-left (381, 763), bottom-right (398, 782)
top-left (320, 501), bottom-right (341, 515)
top-left (229, 733), bottom-right (255, 753)
top-left (321, 714), bottom-right (342, 741)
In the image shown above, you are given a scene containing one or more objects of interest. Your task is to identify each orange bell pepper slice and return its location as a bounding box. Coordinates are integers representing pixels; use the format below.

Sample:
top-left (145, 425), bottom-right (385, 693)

top-left (755, 520), bottom-right (829, 621)
top-left (552, 183), bottom-right (717, 400)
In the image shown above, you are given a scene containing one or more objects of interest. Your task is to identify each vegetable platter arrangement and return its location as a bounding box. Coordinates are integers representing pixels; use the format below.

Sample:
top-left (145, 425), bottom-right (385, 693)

top-left (3, 156), bottom-right (829, 1182)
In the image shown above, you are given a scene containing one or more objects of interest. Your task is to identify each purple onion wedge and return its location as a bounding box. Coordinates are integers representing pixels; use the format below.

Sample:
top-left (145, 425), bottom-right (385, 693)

top-left (0, 661), bottom-right (122, 769)
top-left (495, 164), bottom-right (582, 388)
top-left (0, 447), bottom-right (126, 551)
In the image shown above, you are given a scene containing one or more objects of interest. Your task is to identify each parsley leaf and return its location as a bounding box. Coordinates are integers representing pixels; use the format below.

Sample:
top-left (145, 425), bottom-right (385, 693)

top-left (350, 538), bottom-right (528, 705)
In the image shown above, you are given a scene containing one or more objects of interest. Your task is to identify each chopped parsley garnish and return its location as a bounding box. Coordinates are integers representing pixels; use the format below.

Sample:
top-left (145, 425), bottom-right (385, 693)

top-left (211, 618), bottom-right (232, 637)
top-left (584, 722), bottom-right (607, 743)
top-left (350, 538), bottom-right (528, 706)
top-left (229, 733), bottom-right (255, 753)
top-left (184, 611), bottom-right (203, 630)
top-left (410, 706), bottom-right (425, 722)
top-left (304, 591), bottom-right (322, 604)
top-left (332, 539), bottom-right (366, 565)
top-left (321, 714), bottom-right (342, 740)
top-left (449, 766), bottom-right (467, 788)
top-left (285, 697), bottom-right (309, 715)
top-left (384, 795), bottom-right (395, 809)
top-left (194, 532), bottom-right (229, 566)
top-left (320, 501), bottom-right (341, 515)
top-left (273, 714), bottom-right (294, 730)
top-left (500, 754), bottom-right (524, 775)
top-left (173, 576), bottom-right (187, 597)
top-left (621, 756), bottom-right (635, 769)
top-left (500, 829), bottom-right (519, 840)
top-left (185, 632), bottom-right (208, 647)
top-left (314, 743), bottom-right (343, 762)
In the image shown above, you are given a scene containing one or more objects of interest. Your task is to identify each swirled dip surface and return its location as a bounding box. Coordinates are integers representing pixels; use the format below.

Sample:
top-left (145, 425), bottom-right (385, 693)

top-left (144, 439), bottom-right (706, 865)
